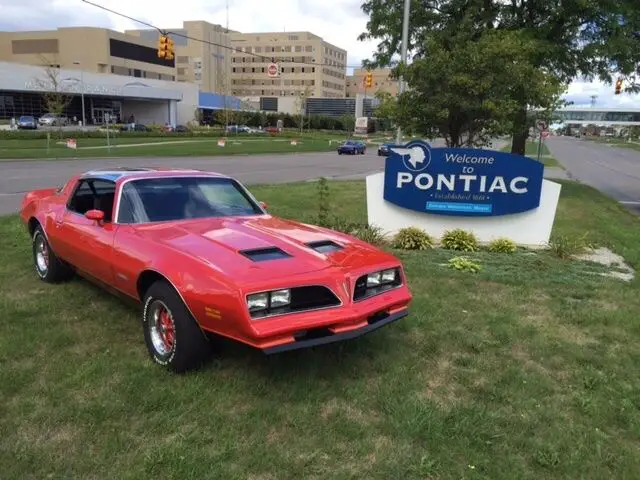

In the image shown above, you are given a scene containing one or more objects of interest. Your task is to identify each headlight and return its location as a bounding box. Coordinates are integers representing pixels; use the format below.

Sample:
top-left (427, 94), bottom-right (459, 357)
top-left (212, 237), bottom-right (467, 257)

top-left (270, 289), bottom-right (291, 308)
top-left (381, 269), bottom-right (396, 283)
top-left (366, 272), bottom-right (382, 287)
top-left (247, 292), bottom-right (269, 312)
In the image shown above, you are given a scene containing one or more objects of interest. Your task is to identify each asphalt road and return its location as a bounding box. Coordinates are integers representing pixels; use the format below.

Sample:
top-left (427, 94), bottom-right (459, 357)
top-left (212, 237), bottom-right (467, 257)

top-left (0, 138), bottom-right (505, 216)
top-left (545, 136), bottom-right (640, 214)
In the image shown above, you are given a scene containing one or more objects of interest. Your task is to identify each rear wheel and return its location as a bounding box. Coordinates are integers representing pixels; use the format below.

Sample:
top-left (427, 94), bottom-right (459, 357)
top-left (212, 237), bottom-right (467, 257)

top-left (32, 225), bottom-right (73, 283)
top-left (142, 281), bottom-right (211, 373)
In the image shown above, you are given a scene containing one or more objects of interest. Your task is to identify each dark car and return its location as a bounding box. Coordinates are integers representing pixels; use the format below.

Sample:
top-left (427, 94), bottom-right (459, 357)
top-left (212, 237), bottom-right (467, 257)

top-left (378, 143), bottom-right (393, 156)
top-left (338, 140), bottom-right (366, 155)
top-left (17, 116), bottom-right (37, 130)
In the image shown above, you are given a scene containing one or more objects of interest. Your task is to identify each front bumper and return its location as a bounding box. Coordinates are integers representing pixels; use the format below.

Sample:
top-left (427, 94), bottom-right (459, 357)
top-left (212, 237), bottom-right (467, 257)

top-left (262, 308), bottom-right (408, 354)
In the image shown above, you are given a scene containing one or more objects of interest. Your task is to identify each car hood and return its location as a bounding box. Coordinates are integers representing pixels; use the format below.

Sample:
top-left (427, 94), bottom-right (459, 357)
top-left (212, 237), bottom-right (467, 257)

top-left (133, 216), bottom-right (394, 283)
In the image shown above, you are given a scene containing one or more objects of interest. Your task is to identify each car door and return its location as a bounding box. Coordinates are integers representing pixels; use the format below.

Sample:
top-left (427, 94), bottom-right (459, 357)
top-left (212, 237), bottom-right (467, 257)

top-left (53, 178), bottom-right (118, 284)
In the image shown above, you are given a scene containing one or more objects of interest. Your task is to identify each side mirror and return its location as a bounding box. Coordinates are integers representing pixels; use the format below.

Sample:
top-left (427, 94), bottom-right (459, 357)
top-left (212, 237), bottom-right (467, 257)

top-left (259, 201), bottom-right (268, 210)
top-left (85, 209), bottom-right (105, 223)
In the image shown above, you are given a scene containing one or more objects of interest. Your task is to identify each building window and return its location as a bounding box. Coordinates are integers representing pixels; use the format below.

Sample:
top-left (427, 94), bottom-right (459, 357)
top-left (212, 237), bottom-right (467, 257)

top-left (301, 67), bottom-right (305, 73)
top-left (109, 38), bottom-right (174, 68)
top-left (312, 67), bottom-right (315, 73)
top-left (252, 67), bottom-right (255, 72)
top-left (11, 39), bottom-right (59, 54)
top-left (177, 56), bottom-right (189, 63)
top-left (295, 45), bottom-right (302, 52)
top-left (232, 67), bottom-right (236, 72)
top-left (305, 46), bottom-right (312, 52)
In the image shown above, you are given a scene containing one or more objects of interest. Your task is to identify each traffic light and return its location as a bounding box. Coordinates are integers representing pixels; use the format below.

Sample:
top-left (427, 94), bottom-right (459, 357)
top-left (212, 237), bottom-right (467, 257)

top-left (166, 36), bottom-right (175, 60)
top-left (157, 35), bottom-right (168, 59)
top-left (615, 78), bottom-right (623, 95)
top-left (364, 71), bottom-right (373, 89)
top-left (157, 34), bottom-right (175, 60)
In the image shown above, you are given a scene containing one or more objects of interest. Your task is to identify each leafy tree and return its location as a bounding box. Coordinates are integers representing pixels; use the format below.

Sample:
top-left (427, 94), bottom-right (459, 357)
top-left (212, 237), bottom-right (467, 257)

top-left (359, 0), bottom-right (640, 154)
top-left (34, 60), bottom-right (73, 137)
top-left (339, 114), bottom-right (356, 135)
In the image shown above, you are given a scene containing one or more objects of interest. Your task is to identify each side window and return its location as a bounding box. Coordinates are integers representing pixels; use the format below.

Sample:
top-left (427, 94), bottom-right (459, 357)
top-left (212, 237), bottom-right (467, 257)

top-left (67, 179), bottom-right (117, 222)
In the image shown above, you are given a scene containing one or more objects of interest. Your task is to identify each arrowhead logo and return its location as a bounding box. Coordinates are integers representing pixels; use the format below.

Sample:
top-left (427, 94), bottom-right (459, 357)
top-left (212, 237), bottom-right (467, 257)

top-left (390, 145), bottom-right (430, 172)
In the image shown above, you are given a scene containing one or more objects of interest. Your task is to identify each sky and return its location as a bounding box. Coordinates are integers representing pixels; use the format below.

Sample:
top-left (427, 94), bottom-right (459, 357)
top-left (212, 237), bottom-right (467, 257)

top-left (1, 0), bottom-right (637, 108)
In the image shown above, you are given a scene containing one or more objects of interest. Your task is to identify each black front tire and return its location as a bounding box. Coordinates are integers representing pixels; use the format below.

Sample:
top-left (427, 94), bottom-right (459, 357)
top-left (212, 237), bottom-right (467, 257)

top-left (32, 225), bottom-right (73, 283)
top-left (142, 281), bottom-right (212, 373)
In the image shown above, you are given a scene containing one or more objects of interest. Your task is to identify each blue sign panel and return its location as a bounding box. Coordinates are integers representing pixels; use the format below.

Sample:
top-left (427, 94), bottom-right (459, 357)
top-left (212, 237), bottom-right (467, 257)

top-left (382, 140), bottom-right (544, 216)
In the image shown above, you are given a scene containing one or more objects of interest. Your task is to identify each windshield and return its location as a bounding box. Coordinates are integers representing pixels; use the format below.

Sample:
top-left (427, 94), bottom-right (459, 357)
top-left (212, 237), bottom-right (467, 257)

top-left (20, 116), bottom-right (34, 121)
top-left (118, 176), bottom-right (263, 224)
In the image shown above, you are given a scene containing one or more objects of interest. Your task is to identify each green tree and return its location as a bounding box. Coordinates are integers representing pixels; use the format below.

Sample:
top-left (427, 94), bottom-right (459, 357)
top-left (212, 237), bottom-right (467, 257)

top-left (339, 114), bottom-right (356, 135)
top-left (359, 0), bottom-right (640, 154)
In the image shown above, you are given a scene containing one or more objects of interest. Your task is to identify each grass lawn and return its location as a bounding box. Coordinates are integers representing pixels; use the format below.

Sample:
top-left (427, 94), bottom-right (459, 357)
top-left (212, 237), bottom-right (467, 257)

top-left (0, 133), bottom-right (352, 160)
top-left (1, 179), bottom-right (640, 479)
top-left (500, 140), bottom-right (562, 168)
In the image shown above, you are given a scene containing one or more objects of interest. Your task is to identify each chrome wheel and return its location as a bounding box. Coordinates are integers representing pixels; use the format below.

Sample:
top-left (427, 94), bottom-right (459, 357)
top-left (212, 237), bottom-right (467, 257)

top-left (34, 233), bottom-right (49, 276)
top-left (148, 300), bottom-right (176, 357)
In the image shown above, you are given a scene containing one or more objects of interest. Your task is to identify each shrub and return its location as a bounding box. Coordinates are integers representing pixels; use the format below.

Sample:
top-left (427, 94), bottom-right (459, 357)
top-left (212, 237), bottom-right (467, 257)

top-left (548, 233), bottom-right (592, 259)
top-left (448, 256), bottom-right (481, 273)
top-left (488, 237), bottom-right (517, 253)
top-left (440, 228), bottom-right (478, 252)
top-left (392, 227), bottom-right (434, 250)
top-left (353, 225), bottom-right (386, 246)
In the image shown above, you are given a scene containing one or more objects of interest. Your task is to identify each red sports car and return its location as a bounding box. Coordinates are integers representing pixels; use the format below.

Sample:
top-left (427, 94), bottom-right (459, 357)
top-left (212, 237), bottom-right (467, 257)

top-left (19, 168), bottom-right (412, 372)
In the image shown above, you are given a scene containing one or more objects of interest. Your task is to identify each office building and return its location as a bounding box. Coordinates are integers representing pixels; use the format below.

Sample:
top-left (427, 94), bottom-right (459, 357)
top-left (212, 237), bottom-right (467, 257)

top-left (346, 67), bottom-right (398, 98)
top-left (228, 31), bottom-right (346, 98)
top-left (126, 21), bottom-right (233, 94)
top-left (0, 27), bottom-right (176, 82)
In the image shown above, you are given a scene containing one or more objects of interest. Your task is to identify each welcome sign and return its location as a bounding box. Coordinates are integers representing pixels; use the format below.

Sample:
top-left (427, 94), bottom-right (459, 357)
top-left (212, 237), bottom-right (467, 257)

top-left (383, 140), bottom-right (544, 216)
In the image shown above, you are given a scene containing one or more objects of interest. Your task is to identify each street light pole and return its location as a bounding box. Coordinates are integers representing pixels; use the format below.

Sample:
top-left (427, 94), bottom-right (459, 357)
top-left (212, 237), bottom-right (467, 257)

top-left (73, 61), bottom-right (86, 128)
top-left (395, 0), bottom-right (411, 145)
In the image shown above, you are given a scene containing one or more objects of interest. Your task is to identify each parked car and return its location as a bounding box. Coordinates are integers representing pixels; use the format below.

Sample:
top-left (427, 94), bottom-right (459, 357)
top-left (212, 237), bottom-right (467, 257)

top-left (378, 143), bottom-right (393, 156)
top-left (338, 140), bottom-right (367, 155)
top-left (19, 168), bottom-right (412, 373)
top-left (119, 123), bottom-right (150, 132)
top-left (17, 115), bottom-right (37, 130)
top-left (225, 124), bottom-right (251, 133)
top-left (38, 113), bottom-right (69, 126)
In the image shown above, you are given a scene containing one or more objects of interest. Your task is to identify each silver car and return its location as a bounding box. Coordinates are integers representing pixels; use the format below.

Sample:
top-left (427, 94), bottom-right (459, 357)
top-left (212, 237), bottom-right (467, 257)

top-left (38, 113), bottom-right (69, 126)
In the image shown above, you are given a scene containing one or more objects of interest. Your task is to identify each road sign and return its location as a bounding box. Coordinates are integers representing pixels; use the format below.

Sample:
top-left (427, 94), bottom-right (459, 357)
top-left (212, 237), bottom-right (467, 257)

top-left (536, 120), bottom-right (548, 131)
top-left (542, 130), bottom-right (550, 139)
top-left (267, 63), bottom-right (279, 77)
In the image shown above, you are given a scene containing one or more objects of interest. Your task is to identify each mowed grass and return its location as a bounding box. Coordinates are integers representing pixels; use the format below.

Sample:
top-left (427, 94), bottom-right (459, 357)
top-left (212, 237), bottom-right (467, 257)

top-left (0, 133), bottom-right (347, 160)
top-left (500, 140), bottom-right (561, 168)
top-left (1, 180), bottom-right (640, 479)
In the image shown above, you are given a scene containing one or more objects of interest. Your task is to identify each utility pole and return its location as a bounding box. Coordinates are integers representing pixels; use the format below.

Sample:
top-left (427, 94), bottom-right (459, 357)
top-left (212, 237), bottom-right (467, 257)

top-left (395, 0), bottom-right (411, 145)
top-left (225, 0), bottom-right (230, 128)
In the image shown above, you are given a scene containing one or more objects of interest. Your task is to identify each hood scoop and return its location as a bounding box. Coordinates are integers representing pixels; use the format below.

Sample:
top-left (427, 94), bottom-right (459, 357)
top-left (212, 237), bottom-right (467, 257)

top-left (240, 246), bottom-right (291, 262)
top-left (306, 240), bottom-right (344, 254)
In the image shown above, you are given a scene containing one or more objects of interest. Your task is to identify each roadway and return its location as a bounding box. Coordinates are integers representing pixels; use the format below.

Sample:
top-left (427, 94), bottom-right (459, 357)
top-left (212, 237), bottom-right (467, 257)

top-left (545, 136), bottom-right (640, 214)
top-left (0, 137), bottom-right (509, 216)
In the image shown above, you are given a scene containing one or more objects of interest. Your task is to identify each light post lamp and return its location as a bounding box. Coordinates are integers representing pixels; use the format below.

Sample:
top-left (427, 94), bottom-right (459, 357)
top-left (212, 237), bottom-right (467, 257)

top-left (72, 61), bottom-right (86, 127)
top-left (395, 0), bottom-right (411, 145)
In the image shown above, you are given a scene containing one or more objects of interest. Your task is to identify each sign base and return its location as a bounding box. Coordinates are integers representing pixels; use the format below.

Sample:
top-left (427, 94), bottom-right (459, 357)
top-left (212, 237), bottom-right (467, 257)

top-left (366, 172), bottom-right (562, 247)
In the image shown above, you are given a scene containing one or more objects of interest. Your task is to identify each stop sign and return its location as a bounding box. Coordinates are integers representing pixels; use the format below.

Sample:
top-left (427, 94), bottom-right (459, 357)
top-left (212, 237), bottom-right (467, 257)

top-left (267, 63), bottom-right (279, 77)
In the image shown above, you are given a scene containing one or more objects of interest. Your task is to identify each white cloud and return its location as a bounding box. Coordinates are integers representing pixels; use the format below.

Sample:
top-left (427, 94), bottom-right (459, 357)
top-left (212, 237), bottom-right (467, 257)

top-left (1, 0), bottom-right (638, 107)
